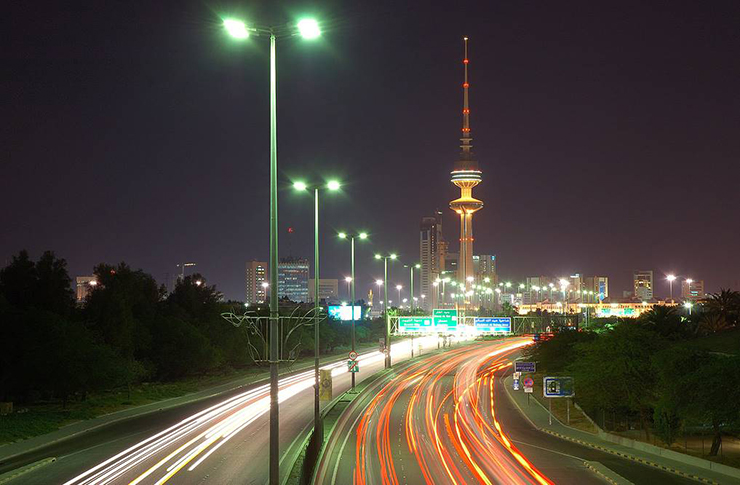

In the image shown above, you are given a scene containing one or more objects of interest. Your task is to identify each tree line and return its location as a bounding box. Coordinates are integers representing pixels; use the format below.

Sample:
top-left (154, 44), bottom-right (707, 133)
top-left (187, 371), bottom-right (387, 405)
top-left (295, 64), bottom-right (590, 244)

top-left (525, 290), bottom-right (740, 456)
top-left (0, 250), bottom-right (382, 408)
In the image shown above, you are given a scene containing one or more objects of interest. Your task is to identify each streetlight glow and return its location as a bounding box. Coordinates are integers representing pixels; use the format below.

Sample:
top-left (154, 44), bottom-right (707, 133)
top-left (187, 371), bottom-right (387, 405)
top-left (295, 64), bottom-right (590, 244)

top-left (293, 181), bottom-right (308, 191)
top-left (376, 279), bottom-right (383, 286)
top-left (667, 274), bottom-right (676, 282)
top-left (390, 254), bottom-right (397, 259)
top-left (224, 18), bottom-right (249, 39)
top-left (359, 232), bottom-right (368, 239)
top-left (297, 18), bottom-right (321, 39)
top-left (338, 232), bottom-right (347, 239)
top-left (326, 180), bottom-right (341, 191)
top-left (344, 276), bottom-right (352, 283)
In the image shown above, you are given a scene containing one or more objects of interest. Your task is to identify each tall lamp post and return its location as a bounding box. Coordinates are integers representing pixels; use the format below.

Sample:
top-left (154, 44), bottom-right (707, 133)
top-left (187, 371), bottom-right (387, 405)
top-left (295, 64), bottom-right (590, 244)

top-left (338, 231), bottom-right (368, 390)
top-left (223, 16), bottom-right (321, 485)
top-left (292, 178), bottom-right (340, 454)
top-left (375, 253), bottom-right (397, 368)
top-left (666, 274), bottom-right (676, 301)
top-left (403, 264), bottom-right (420, 310)
top-left (396, 285), bottom-right (403, 307)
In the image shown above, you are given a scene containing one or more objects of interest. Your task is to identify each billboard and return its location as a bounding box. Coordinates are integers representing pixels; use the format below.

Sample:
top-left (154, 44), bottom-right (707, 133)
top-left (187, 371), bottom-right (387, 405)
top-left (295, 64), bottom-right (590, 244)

top-left (328, 305), bottom-right (363, 321)
top-left (474, 317), bottom-right (511, 333)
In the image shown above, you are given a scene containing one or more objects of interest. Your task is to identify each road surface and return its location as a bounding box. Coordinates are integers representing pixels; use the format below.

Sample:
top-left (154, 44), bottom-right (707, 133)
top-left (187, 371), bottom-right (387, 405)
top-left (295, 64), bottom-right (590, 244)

top-left (315, 338), bottom-right (697, 485)
top-left (4, 335), bottom-right (456, 484)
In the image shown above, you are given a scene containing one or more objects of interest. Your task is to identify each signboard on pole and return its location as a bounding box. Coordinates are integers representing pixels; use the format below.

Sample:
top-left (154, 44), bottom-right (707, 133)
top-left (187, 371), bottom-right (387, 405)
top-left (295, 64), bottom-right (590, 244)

top-left (515, 362), bottom-right (536, 373)
top-left (543, 376), bottom-right (574, 398)
top-left (523, 377), bottom-right (534, 388)
top-left (348, 350), bottom-right (358, 360)
top-left (474, 317), bottom-right (511, 333)
top-left (398, 316), bottom-right (433, 333)
top-left (347, 360), bottom-right (359, 373)
top-left (433, 309), bottom-right (458, 332)
top-left (319, 369), bottom-right (333, 401)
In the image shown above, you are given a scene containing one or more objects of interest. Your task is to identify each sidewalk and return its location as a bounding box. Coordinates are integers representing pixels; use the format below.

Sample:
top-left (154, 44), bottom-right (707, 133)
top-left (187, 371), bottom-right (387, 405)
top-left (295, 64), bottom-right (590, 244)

top-left (0, 343), bottom-right (377, 463)
top-left (503, 375), bottom-right (740, 485)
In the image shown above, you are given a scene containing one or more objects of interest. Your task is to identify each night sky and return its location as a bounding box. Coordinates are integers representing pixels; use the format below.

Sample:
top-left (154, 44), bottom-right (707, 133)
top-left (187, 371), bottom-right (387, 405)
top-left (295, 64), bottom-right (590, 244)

top-left (4, 0), bottom-right (740, 301)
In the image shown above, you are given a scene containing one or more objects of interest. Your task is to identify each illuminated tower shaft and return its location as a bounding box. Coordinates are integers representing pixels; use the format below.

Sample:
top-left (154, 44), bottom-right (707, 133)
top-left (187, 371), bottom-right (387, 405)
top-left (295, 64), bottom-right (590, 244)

top-left (449, 37), bottom-right (483, 293)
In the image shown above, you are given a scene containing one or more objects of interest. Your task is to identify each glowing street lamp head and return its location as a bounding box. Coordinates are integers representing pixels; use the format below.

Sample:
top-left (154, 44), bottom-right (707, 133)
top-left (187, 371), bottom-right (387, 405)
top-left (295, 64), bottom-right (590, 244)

top-left (483, 277), bottom-right (490, 283)
top-left (666, 274), bottom-right (676, 282)
top-left (344, 276), bottom-right (352, 283)
top-left (261, 282), bottom-right (269, 289)
top-left (415, 263), bottom-right (421, 269)
top-left (685, 278), bottom-right (693, 284)
top-left (396, 285), bottom-right (402, 290)
top-left (338, 232), bottom-right (347, 239)
top-left (374, 254), bottom-right (381, 260)
top-left (224, 18), bottom-right (249, 39)
top-left (559, 279), bottom-right (569, 288)
top-left (505, 282), bottom-right (512, 288)
top-left (390, 254), bottom-right (397, 260)
top-left (375, 279), bottom-right (383, 286)
top-left (359, 232), bottom-right (368, 239)
top-left (326, 180), bottom-right (341, 191)
top-left (88, 280), bottom-right (98, 287)
top-left (495, 288), bottom-right (501, 294)
top-left (519, 283), bottom-right (525, 289)
top-left (293, 181), bottom-right (308, 191)
top-left (297, 18), bottom-right (321, 39)
top-left (684, 302), bottom-right (693, 309)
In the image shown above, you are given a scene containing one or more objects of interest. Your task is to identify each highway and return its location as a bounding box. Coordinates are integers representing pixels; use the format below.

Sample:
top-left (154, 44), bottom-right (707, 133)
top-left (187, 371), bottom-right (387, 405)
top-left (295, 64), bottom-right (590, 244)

top-left (6, 335), bottom-right (457, 485)
top-left (315, 338), bottom-right (697, 485)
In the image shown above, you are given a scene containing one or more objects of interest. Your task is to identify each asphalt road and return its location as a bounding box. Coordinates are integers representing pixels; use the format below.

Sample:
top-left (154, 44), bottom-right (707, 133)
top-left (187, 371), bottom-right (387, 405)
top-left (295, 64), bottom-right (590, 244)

top-left (315, 339), bottom-right (697, 485)
top-left (3, 335), bottom-right (456, 485)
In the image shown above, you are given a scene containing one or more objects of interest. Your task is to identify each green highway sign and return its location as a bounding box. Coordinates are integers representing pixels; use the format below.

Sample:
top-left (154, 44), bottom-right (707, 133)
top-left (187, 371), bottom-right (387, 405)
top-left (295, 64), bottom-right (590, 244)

top-left (347, 360), bottom-right (359, 373)
top-left (432, 308), bottom-right (458, 331)
top-left (398, 316), bottom-right (433, 333)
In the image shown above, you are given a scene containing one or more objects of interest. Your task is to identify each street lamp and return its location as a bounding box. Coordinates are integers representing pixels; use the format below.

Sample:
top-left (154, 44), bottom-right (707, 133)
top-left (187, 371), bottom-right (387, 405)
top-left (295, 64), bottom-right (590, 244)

top-left (404, 264), bottom-right (421, 310)
top-left (684, 301), bottom-right (693, 315)
top-left (338, 230), bottom-right (368, 390)
top-left (396, 284), bottom-right (403, 306)
top-left (667, 274), bottom-right (676, 301)
top-left (375, 253), bottom-right (397, 368)
top-left (224, 16), bottom-right (321, 485)
top-left (344, 276), bottom-right (352, 298)
top-left (292, 178), bottom-right (340, 453)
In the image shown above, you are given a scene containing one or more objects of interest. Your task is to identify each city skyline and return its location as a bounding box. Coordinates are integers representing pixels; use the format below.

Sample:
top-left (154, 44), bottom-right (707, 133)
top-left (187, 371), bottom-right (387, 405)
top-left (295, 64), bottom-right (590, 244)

top-left (4, 1), bottom-right (740, 301)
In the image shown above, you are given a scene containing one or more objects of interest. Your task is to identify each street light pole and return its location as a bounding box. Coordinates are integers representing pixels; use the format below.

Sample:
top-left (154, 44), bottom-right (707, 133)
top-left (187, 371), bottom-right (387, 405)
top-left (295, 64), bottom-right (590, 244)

top-left (340, 231), bottom-right (368, 389)
top-left (375, 253), bottom-right (396, 368)
top-left (313, 188), bottom-right (321, 442)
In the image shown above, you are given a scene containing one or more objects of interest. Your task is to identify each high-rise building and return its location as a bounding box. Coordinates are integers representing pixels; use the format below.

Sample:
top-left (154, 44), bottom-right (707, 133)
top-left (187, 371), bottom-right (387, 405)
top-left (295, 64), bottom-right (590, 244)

top-left (420, 210), bottom-right (446, 310)
top-left (584, 276), bottom-right (609, 300)
top-left (633, 270), bottom-right (654, 301)
top-left (308, 278), bottom-right (339, 303)
top-left (278, 257), bottom-right (309, 303)
top-left (449, 37), bottom-right (483, 302)
top-left (473, 254), bottom-right (496, 285)
top-left (75, 276), bottom-right (96, 304)
top-left (245, 261), bottom-right (268, 305)
top-left (681, 279), bottom-right (705, 300)
top-left (445, 253), bottom-right (459, 279)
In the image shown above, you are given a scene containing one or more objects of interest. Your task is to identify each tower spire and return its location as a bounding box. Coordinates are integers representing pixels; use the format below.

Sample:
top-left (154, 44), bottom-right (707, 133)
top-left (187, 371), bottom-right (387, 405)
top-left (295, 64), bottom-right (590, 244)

top-left (461, 36), bottom-right (472, 153)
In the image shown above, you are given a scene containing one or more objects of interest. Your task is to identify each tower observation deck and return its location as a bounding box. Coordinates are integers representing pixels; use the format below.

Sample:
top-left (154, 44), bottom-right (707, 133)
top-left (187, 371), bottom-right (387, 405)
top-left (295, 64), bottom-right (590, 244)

top-left (449, 37), bottom-right (483, 299)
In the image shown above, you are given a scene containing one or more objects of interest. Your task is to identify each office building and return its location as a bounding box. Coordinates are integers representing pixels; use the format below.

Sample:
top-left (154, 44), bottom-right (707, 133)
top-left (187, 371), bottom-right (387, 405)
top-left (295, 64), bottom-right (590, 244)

top-left (419, 210), bottom-right (446, 310)
top-left (75, 276), bottom-right (96, 304)
top-left (681, 279), bottom-right (705, 300)
top-left (474, 254), bottom-right (497, 285)
top-left (308, 278), bottom-right (339, 303)
top-left (584, 276), bottom-right (609, 300)
top-left (245, 261), bottom-right (268, 305)
top-left (633, 270), bottom-right (654, 301)
top-left (278, 257), bottom-right (310, 303)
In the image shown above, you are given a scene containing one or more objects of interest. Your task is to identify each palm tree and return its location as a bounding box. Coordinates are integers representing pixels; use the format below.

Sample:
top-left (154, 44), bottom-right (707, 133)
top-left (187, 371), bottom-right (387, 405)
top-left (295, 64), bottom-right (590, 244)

top-left (698, 313), bottom-right (730, 334)
top-left (639, 306), bottom-right (685, 339)
top-left (701, 289), bottom-right (740, 327)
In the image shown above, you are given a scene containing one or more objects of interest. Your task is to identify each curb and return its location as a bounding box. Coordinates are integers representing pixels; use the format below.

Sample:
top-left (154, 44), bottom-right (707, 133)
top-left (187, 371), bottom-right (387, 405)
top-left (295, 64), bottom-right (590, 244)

top-left (503, 375), bottom-right (722, 485)
top-left (542, 429), bottom-right (719, 485)
top-left (582, 460), bottom-right (631, 485)
top-left (0, 346), bottom-right (378, 465)
top-left (0, 457), bottom-right (56, 484)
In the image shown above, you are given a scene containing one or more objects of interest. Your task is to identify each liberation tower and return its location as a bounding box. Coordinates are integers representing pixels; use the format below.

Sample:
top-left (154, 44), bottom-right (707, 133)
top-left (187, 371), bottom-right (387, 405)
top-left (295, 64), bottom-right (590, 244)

top-left (449, 37), bottom-right (483, 291)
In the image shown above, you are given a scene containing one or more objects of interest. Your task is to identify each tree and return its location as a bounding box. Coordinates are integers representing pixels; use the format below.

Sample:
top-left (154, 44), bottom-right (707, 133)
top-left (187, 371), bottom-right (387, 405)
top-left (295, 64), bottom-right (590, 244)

top-left (568, 324), bottom-right (663, 437)
top-left (0, 250), bottom-right (74, 315)
top-left (701, 289), bottom-right (740, 328)
top-left (638, 306), bottom-right (686, 340)
top-left (523, 329), bottom-right (596, 374)
top-left (0, 250), bottom-right (37, 310)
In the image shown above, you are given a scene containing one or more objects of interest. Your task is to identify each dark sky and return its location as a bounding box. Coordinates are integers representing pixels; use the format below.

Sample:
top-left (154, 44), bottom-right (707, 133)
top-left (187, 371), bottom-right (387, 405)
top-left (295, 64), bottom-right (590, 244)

top-left (4, 0), bottom-right (740, 301)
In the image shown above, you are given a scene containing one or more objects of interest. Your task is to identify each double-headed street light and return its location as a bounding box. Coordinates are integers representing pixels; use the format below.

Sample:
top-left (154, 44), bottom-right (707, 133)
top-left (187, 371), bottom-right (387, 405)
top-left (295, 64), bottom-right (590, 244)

top-left (666, 274), bottom-right (677, 301)
top-left (293, 178), bottom-right (340, 451)
top-left (403, 264), bottom-right (421, 310)
top-left (224, 16), bottom-right (321, 485)
top-left (375, 253), bottom-right (397, 368)
top-left (338, 231), bottom-right (368, 390)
